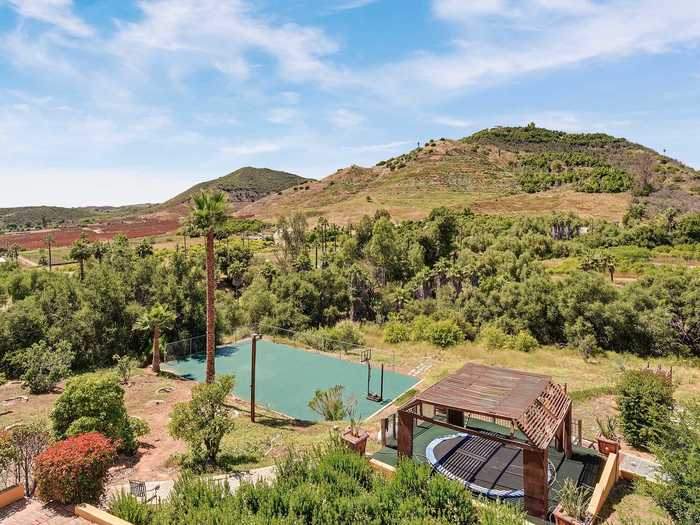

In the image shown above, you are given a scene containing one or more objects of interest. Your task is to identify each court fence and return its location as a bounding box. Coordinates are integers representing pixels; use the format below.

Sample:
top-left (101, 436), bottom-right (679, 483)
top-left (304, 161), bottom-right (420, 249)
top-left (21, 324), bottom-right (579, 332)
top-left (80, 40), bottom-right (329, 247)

top-left (163, 334), bottom-right (206, 363)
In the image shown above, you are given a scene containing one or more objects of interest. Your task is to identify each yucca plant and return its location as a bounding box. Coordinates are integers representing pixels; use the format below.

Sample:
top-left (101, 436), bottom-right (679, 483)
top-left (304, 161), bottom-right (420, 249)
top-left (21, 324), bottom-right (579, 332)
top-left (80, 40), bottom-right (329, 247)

top-left (308, 385), bottom-right (346, 421)
top-left (109, 491), bottom-right (154, 525)
top-left (557, 479), bottom-right (591, 521)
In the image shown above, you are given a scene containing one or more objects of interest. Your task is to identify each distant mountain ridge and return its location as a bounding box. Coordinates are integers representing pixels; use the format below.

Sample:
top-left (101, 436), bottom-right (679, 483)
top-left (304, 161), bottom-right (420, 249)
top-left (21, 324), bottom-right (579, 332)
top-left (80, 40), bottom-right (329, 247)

top-left (164, 167), bottom-right (310, 209)
top-left (236, 126), bottom-right (700, 225)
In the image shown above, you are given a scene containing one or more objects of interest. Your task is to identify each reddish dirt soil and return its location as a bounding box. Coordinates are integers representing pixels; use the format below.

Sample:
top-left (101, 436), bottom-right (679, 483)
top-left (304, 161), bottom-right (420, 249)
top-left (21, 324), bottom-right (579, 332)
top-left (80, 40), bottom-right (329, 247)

top-left (0, 214), bottom-right (181, 250)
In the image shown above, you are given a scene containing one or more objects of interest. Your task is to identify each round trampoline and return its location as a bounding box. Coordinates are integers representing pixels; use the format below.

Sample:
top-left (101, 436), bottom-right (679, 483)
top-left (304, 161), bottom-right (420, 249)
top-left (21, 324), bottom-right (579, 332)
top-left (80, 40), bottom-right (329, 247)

top-left (426, 433), bottom-right (556, 498)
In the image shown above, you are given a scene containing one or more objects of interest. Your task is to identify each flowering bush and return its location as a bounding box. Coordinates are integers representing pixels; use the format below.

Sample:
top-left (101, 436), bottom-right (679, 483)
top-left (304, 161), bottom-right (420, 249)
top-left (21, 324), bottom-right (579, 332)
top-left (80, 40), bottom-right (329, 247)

top-left (34, 432), bottom-right (116, 504)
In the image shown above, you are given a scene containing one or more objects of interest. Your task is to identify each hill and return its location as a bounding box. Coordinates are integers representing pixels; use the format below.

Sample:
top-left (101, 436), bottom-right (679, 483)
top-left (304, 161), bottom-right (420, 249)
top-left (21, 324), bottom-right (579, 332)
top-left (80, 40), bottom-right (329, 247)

top-left (165, 167), bottom-right (310, 209)
top-left (0, 204), bottom-right (153, 232)
top-left (236, 126), bottom-right (700, 224)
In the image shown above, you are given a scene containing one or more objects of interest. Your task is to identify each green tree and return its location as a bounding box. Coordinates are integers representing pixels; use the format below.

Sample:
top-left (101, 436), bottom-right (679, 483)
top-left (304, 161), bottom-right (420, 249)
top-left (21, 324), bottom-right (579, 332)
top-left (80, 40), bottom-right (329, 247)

top-left (19, 340), bottom-right (74, 394)
top-left (51, 375), bottom-right (137, 453)
top-left (69, 235), bottom-right (92, 281)
top-left (168, 374), bottom-right (235, 465)
top-left (134, 303), bottom-right (176, 373)
top-left (190, 191), bottom-right (228, 384)
top-left (135, 238), bottom-right (154, 258)
top-left (617, 370), bottom-right (674, 449)
top-left (643, 400), bottom-right (700, 525)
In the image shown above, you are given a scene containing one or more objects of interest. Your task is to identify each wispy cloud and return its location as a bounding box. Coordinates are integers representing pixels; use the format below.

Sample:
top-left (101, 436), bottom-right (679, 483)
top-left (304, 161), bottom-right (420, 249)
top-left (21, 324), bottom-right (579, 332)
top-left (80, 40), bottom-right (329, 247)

top-left (330, 108), bottom-right (364, 128)
top-left (433, 116), bottom-right (473, 128)
top-left (220, 141), bottom-right (283, 156)
top-left (266, 107), bottom-right (298, 124)
top-left (6, 0), bottom-right (94, 37)
top-left (349, 140), bottom-right (412, 152)
top-left (333, 0), bottom-right (379, 10)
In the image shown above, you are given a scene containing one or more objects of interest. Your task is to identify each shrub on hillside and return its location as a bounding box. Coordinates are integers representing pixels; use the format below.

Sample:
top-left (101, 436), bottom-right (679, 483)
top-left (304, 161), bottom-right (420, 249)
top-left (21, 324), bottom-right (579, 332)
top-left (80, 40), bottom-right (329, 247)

top-left (34, 432), bottom-right (116, 504)
top-left (426, 319), bottom-right (464, 347)
top-left (479, 324), bottom-right (511, 351)
top-left (511, 330), bottom-right (538, 353)
top-left (383, 320), bottom-right (410, 344)
top-left (109, 491), bottom-right (155, 525)
top-left (18, 340), bottom-right (74, 394)
top-left (51, 375), bottom-right (137, 453)
top-left (617, 370), bottom-right (674, 449)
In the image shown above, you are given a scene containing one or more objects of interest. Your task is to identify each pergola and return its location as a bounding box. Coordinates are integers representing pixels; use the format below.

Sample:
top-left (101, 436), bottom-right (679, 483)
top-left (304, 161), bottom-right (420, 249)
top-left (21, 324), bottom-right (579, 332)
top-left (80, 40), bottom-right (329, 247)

top-left (397, 363), bottom-right (573, 519)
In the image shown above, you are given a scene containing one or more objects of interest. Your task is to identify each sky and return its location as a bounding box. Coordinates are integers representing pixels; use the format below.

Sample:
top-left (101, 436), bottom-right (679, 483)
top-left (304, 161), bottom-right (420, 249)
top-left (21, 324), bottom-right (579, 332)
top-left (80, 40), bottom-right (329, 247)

top-left (1, 0), bottom-right (699, 207)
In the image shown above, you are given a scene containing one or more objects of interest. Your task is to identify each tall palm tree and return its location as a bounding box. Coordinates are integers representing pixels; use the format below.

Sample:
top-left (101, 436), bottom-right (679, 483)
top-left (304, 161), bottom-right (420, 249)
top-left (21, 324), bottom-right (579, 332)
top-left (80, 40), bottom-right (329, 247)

top-left (134, 303), bottom-right (176, 373)
top-left (44, 234), bottom-right (54, 271)
top-left (190, 191), bottom-right (227, 383)
top-left (69, 235), bottom-right (92, 281)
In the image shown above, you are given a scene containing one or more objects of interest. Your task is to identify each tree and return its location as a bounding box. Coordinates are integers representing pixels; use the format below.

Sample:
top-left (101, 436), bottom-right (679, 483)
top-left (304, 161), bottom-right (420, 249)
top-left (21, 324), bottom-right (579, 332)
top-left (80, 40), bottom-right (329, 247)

top-left (92, 241), bottom-right (108, 263)
top-left (617, 370), bottom-right (674, 449)
top-left (6, 420), bottom-right (51, 496)
top-left (168, 374), bottom-right (235, 466)
top-left (643, 400), bottom-right (700, 525)
top-left (43, 234), bottom-right (54, 271)
top-left (20, 340), bottom-right (74, 394)
top-left (69, 235), bottom-right (92, 281)
top-left (580, 251), bottom-right (616, 282)
top-left (135, 238), bottom-right (154, 258)
top-left (190, 191), bottom-right (228, 383)
top-left (134, 303), bottom-right (176, 373)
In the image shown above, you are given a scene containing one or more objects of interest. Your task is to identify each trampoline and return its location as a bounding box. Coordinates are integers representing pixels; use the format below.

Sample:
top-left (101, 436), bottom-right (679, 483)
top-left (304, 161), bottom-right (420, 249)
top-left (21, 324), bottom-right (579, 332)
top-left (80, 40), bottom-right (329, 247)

top-left (426, 432), bottom-right (555, 498)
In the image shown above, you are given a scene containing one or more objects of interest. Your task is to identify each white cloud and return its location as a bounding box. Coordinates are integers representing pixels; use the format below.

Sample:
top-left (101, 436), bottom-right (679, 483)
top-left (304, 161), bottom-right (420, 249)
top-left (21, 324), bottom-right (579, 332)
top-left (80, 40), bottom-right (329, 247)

top-left (112, 0), bottom-right (340, 85)
top-left (349, 140), bottom-right (412, 152)
top-left (330, 108), bottom-right (364, 128)
top-left (266, 108), bottom-right (298, 124)
top-left (220, 142), bottom-right (283, 156)
top-left (6, 0), bottom-right (94, 37)
top-left (333, 0), bottom-right (379, 10)
top-left (433, 116), bottom-right (473, 128)
top-left (374, 0), bottom-right (700, 94)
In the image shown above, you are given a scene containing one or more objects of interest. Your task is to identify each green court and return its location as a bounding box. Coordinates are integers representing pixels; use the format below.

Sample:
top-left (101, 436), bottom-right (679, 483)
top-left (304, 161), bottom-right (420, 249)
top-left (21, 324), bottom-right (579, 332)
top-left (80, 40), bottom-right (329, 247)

top-left (162, 339), bottom-right (419, 422)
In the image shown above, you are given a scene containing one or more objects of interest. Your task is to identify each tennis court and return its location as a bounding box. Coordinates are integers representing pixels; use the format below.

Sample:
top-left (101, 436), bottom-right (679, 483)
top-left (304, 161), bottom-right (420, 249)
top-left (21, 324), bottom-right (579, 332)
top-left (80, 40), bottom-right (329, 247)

top-left (162, 339), bottom-right (419, 422)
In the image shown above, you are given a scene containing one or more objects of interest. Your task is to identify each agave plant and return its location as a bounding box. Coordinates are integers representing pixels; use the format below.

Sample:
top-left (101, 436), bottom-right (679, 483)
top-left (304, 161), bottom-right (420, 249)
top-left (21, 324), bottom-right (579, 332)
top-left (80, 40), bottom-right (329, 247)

top-left (596, 415), bottom-right (618, 440)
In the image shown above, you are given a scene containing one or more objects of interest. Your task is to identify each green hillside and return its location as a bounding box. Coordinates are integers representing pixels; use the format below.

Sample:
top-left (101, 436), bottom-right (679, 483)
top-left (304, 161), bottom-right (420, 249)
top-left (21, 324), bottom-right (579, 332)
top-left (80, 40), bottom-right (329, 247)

top-left (165, 166), bottom-right (310, 208)
top-left (0, 204), bottom-right (152, 232)
top-left (236, 125), bottom-right (700, 224)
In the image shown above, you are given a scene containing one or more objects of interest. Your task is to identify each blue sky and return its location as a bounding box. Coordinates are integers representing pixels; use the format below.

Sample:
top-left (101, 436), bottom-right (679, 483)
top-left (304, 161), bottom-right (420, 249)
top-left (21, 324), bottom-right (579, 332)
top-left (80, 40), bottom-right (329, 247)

top-left (1, 0), bottom-right (699, 207)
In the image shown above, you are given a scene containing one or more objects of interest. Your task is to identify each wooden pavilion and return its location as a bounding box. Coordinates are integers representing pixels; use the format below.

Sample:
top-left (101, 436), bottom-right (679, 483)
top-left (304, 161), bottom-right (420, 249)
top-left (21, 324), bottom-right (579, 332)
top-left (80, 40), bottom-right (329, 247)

top-left (397, 363), bottom-right (573, 519)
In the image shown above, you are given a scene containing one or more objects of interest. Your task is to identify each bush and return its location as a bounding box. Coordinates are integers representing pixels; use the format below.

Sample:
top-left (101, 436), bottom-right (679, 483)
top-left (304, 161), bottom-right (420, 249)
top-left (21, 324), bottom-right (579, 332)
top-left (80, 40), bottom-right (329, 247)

top-left (168, 374), bottom-right (235, 466)
top-left (410, 315), bottom-right (432, 341)
top-left (51, 375), bottom-right (137, 453)
top-left (426, 319), bottom-right (463, 347)
top-left (113, 354), bottom-right (138, 385)
top-left (642, 400), bottom-right (700, 525)
top-left (34, 432), bottom-right (116, 504)
top-left (109, 491), bottom-right (155, 525)
top-left (511, 330), bottom-right (538, 352)
top-left (20, 340), bottom-right (74, 394)
top-left (617, 370), bottom-right (674, 449)
top-left (383, 321), bottom-right (410, 344)
top-left (479, 324), bottom-right (510, 350)
top-left (308, 385), bottom-right (346, 421)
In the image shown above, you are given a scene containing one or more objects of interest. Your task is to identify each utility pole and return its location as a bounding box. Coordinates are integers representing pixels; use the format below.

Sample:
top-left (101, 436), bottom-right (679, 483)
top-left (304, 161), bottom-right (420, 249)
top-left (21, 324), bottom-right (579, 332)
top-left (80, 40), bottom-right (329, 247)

top-left (250, 333), bottom-right (259, 423)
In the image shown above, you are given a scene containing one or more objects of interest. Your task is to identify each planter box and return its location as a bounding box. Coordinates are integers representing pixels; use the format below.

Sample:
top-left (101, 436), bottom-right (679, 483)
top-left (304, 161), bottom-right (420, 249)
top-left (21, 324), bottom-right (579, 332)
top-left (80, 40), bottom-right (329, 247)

top-left (597, 434), bottom-right (620, 456)
top-left (341, 429), bottom-right (369, 455)
top-left (552, 506), bottom-right (585, 525)
top-left (0, 484), bottom-right (24, 509)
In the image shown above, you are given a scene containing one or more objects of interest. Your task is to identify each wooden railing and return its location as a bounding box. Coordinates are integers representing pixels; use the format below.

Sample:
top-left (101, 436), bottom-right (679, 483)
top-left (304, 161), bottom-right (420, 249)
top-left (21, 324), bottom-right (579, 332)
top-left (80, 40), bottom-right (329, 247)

top-left (586, 452), bottom-right (620, 522)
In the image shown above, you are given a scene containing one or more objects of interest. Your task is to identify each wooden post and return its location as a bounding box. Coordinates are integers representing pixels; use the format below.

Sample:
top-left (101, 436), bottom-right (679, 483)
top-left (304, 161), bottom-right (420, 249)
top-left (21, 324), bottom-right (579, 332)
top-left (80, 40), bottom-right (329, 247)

top-left (397, 410), bottom-right (414, 458)
top-left (523, 448), bottom-right (549, 519)
top-left (250, 334), bottom-right (258, 423)
top-left (577, 419), bottom-right (582, 447)
top-left (447, 409), bottom-right (464, 428)
top-left (563, 405), bottom-right (573, 458)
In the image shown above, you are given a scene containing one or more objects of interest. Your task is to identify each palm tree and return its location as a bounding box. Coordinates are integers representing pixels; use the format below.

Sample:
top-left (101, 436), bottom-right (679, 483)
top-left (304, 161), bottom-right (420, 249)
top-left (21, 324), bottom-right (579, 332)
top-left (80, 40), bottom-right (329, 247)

top-left (69, 235), bottom-right (92, 281)
top-left (44, 234), bottom-right (54, 271)
top-left (190, 191), bottom-right (227, 383)
top-left (134, 303), bottom-right (176, 373)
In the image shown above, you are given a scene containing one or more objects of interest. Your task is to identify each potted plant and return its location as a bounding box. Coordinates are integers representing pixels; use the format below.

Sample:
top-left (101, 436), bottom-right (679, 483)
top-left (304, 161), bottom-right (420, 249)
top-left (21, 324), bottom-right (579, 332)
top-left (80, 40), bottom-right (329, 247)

top-left (595, 416), bottom-right (620, 455)
top-left (552, 479), bottom-right (591, 525)
top-left (341, 398), bottom-right (369, 455)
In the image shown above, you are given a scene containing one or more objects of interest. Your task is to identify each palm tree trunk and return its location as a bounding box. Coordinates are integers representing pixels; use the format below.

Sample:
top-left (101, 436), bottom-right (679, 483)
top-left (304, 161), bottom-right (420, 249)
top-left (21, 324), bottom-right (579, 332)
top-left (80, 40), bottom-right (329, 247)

top-left (205, 230), bottom-right (216, 383)
top-left (79, 259), bottom-right (84, 281)
top-left (152, 326), bottom-right (161, 373)
top-left (48, 244), bottom-right (52, 271)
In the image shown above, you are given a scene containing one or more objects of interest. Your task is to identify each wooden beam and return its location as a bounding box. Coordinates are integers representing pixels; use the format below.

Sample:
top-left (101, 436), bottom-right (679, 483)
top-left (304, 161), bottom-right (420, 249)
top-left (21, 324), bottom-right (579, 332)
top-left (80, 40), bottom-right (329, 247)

top-left (563, 405), bottom-right (573, 458)
top-left (523, 448), bottom-right (549, 519)
top-left (397, 410), bottom-right (414, 458)
top-left (412, 411), bottom-right (538, 451)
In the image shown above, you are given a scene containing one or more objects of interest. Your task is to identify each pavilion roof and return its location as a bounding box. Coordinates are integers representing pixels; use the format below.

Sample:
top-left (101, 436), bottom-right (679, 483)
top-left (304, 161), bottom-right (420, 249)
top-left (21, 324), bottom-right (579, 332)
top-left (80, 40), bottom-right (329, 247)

top-left (414, 363), bottom-right (571, 449)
